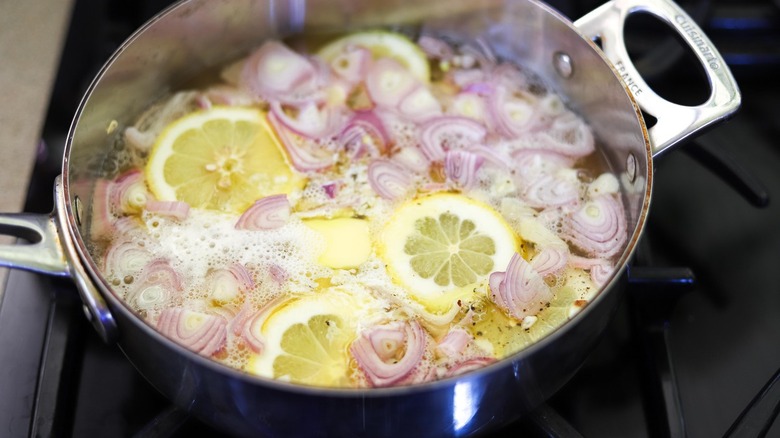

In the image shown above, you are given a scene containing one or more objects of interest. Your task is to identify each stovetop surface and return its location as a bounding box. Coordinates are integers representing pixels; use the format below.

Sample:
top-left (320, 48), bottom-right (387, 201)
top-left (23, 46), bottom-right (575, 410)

top-left (2, 0), bottom-right (779, 437)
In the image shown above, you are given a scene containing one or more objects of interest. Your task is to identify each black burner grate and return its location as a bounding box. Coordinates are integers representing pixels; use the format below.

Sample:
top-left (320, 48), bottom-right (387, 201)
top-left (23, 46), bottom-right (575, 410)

top-left (3, 0), bottom-right (780, 437)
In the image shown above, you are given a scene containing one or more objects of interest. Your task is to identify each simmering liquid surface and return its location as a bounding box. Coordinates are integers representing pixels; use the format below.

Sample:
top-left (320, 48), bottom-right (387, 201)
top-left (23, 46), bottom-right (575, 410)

top-left (90, 31), bottom-right (628, 388)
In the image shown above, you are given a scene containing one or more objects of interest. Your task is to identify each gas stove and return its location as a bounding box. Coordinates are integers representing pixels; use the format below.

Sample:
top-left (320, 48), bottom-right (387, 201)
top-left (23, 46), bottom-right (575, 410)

top-left (1, 0), bottom-right (779, 437)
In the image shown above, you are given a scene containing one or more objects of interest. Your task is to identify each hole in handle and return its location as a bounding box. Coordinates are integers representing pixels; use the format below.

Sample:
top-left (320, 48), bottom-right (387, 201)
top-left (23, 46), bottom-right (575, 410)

top-left (0, 223), bottom-right (43, 244)
top-left (623, 10), bottom-right (712, 106)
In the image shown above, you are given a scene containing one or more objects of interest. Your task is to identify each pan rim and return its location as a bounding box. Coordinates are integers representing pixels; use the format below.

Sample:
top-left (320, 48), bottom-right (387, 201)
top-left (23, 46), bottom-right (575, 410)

top-left (59, 0), bottom-right (654, 398)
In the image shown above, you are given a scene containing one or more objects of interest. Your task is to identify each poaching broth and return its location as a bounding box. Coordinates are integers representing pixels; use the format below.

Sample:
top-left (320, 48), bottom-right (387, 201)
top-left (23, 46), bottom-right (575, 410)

top-left (89, 30), bottom-right (627, 388)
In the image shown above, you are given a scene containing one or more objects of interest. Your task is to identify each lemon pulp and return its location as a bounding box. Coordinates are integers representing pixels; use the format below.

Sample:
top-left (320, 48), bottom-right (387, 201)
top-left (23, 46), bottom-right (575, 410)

top-left (406, 212), bottom-right (495, 287)
top-left (378, 194), bottom-right (519, 310)
top-left (246, 289), bottom-right (361, 386)
top-left (145, 106), bottom-right (304, 214)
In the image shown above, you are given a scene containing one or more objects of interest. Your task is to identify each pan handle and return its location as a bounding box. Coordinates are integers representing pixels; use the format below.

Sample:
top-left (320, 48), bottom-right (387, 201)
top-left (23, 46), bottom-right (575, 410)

top-left (0, 176), bottom-right (118, 344)
top-left (574, 0), bottom-right (741, 157)
top-left (0, 212), bottom-right (69, 276)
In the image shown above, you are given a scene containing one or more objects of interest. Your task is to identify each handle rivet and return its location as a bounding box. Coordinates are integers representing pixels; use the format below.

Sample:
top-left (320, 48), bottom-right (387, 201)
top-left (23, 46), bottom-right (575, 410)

top-left (626, 153), bottom-right (637, 183)
top-left (553, 52), bottom-right (573, 78)
top-left (82, 304), bottom-right (94, 322)
top-left (75, 196), bottom-right (83, 226)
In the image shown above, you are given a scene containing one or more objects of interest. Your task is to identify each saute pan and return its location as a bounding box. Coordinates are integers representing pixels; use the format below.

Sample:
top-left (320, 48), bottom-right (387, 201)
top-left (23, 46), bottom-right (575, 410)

top-left (0, 0), bottom-right (739, 436)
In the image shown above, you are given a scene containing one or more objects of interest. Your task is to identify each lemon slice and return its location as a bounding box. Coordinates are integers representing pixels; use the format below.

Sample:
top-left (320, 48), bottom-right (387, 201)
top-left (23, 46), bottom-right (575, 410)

top-left (245, 288), bottom-right (361, 386)
top-left (317, 31), bottom-right (430, 82)
top-left (378, 193), bottom-right (519, 310)
top-left (145, 106), bottom-right (304, 214)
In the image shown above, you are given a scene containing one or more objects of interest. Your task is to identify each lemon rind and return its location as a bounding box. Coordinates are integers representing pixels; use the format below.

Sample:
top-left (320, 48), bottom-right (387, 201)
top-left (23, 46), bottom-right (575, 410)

top-left (316, 31), bottom-right (430, 83)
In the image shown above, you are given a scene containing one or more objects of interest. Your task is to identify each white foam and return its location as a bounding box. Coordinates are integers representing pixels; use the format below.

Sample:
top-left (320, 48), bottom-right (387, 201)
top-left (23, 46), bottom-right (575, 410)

top-left (137, 209), bottom-right (329, 300)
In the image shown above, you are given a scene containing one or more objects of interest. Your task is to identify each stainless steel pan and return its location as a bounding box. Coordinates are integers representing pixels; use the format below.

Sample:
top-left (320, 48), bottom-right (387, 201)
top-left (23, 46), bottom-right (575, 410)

top-left (0, 0), bottom-right (739, 436)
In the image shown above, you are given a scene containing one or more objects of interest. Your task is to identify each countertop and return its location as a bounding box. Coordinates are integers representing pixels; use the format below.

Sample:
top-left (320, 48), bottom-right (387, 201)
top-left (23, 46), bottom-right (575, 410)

top-left (0, 1), bottom-right (74, 299)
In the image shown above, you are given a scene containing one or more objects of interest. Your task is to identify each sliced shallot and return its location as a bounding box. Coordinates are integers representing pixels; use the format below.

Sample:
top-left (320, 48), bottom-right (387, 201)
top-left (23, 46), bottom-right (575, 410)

top-left (489, 253), bottom-right (554, 320)
top-left (235, 194), bottom-right (291, 230)
top-left (530, 247), bottom-right (569, 277)
top-left (517, 217), bottom-right (569, 252)
top-left (321, 181), bottom-right (339, 199)
top-left (449, 68), bottom-right (486, 88)
top-left (459, 40), bottom-right (496, 68)
top-left (398, 86), bottom-right (442, 119)
top-left (125, 260), bottom-right (183, 312)
top-left (570, 255), bottom-right (615, 287)
top-left (157, 308), bottom-right (227, 356)
top-left (329, 46), bottom-right (371, 84)
top-left (521, 173), bottom-right (580, 208)
top-left (436, 327), bottom-right (472, 358)
top-left (241, 296), bottom-right (286, 353)
top-left (448, 92), bottom-right (491, 125)
top-left (462, 82), bottom-right (494, 96)
top-left (512, 149), bottom-right (576, 180)
top-left (490, 62), bottom-right (530, 90)
top-left (103, 240), bottom-right (152, 277)
top-left (269, 101), bottom-right (340, 139)
top-left (113, 217), bottom-right (144, 237)
top-left (562, 194), bottom-right (627, 259)
top-left (365, 58), bottom-right (418, 108)
top-left (138, 260), bottom-right (184, 292)
top-left (202, 84), bottom-right (256, 107)
top-left (590, 261), bottom-right (614, 287)
top-left (445, 357), bottom-right (497, 378)
top-left (417, 35), bottom-right (454, 61)
top-left (242, 312), bottom-right (267, 353)
top-left (267, 112), bottom-right (335, 171)
top-left (466, 145), bottom-right (510, 169)
top-left (207, 263), bottom-right (255, 303)
top-left (368, 325), bottom-right (408, 362)
top-left (528, 114), bottom-right (595, 158)
top-left (444, 150), bottom-right (484, 189)
top-left (368, 158), bottom-right (413, 200)
top-left (227, 304), bottom-right (255, 337)
top-left (587, 173), bottom-right (621, 198)
top-left (111, 170), bottom-right (149, 214)
top-left (123, 91), bottom-right (199, 153)
top-left (90, 179), bottom-right (117, 241)
top-left (490, 87), bottom-right (540, 138)
top-left (240, 40), bottom-right (321, 104)
top-left (268, 263), bottom-right (289, 284)
top-left (569, 254), bottom-right (604, 269)
top-left (419, 116), bottom-right (486, 161)
top-left (195, 94), bottom-right (212, 110)
top-left (146, 200), bottom-right (190, 220)
top-left (338, 110), bottom-right (389, 159)
top-left (351, 320), bottom-right (428, 387)
top-left (128, 283), bottom-right (173, 312)
top-left (123, 127), bottom-right (156, 153)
